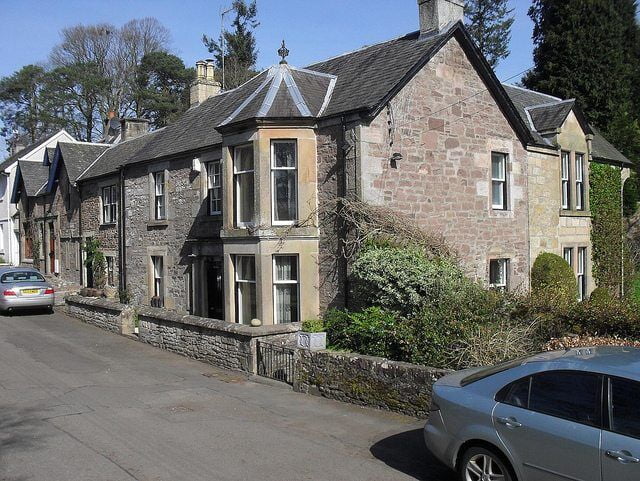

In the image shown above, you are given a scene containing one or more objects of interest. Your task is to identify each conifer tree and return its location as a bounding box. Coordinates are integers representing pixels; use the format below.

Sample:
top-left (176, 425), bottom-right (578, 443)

top-left (464, 0), bottom-right (515, 68)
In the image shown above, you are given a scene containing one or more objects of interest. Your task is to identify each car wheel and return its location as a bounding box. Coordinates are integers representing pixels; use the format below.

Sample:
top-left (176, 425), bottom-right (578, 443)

top-left (459, 446), bottom-right (515, 481)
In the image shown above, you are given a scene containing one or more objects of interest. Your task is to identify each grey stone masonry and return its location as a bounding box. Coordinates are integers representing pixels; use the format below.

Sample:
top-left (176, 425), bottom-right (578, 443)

top-left (295, 349), bottom-right (451, 418)
top-left (65, 296), bottom-right (125, 333)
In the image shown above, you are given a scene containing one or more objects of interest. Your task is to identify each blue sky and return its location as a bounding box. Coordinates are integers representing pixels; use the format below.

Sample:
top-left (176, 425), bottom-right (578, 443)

top-left (0, 0), bottom-right (534, 155)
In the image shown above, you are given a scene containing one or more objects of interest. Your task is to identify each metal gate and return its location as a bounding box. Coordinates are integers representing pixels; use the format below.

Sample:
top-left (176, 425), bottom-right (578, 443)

top-left (257, 341), bottom-right (296, 386)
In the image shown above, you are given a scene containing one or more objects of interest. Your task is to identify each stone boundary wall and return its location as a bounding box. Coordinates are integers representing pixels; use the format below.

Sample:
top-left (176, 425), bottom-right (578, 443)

top-left (294, 349), bottom-right (451, 418)
top-left (65, 295), bottom-right (299, 373)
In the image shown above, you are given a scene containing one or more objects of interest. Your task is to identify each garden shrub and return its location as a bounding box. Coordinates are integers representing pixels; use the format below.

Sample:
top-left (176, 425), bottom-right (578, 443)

top-left (568, 296), bottom-right (640, 339)
top-left (301, 319), bottom-right (325, 333)
top-left (624, 174), bottom-right (639, 217)
top-left (349, 244), bottom-right (471, 318)
top-left (589, 287), bottom-right (613, 305)
top-left (92, 251), bottom-right (107, 290)
top-left (531, 252), bottom-right (577, 305)
top-left (323, 307), bottom-right (401, 359)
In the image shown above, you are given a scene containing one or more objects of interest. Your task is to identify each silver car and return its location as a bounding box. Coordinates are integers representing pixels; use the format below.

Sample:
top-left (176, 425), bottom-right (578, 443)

top-left (425, 347), bottom-right (640, 481)
top-left (0, 267), bottom-right (54, 313)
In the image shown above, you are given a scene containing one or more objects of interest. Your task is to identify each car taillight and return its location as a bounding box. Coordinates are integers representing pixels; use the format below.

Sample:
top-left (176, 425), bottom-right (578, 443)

top-left (44, 288), bottom-right (54, 295)
top-left (3, 290), bottom-right (16, 296)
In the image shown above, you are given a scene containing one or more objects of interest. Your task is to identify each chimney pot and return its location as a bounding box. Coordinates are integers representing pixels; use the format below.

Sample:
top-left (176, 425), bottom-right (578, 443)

top-left (418, 0), bottom-right (464, 35)
top-left (190, 60), bottom-right (221, 107)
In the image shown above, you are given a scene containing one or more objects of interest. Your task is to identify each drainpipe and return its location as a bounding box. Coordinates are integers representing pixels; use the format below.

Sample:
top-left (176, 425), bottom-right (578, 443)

top-left (118, 166), bottom-right (127, 299)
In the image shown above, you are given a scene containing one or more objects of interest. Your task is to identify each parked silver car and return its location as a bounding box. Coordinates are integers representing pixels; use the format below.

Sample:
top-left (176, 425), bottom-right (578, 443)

top-left (0, 267), bottom-right (54, 313)
top-left (425, 347), bottom-right (640, 481)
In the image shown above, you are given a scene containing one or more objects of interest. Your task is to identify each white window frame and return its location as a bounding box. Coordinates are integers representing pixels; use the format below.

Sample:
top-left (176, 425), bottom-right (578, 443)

top-left (235, 255), bottom-right (256, 324)
top-left (101, 185), bottom-right (117, 224)
top-left (271, 140), bottom-right (298, 225)
top-left (106, 255), bottom-right (115, 286)
top-left (575, 153), bottom-right (585, 211)
top-left (234, 145), bottom-right (254, 228)
top-left (272, 255), bottom-right (300, 324)
top-left (154, 171), bottom-right (166, 220)
top-left (206, 160), bottom-right (222, 216)
top-left (152, 255), bottom-right (164, 300)
top-left (577, 247), bottom-right (587, 301)
top-left (489, 258), bottom-right (509, 291)
top-left (563, 247), bottom-right (574, 268)
top-left (561, 151), bottom-right (571, 210)
top-left (491, 152), bottom-right (508, 210)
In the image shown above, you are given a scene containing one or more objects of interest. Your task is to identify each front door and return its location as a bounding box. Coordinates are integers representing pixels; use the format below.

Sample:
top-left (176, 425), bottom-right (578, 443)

top-left (494, 370), bottom-right (602, 481)
top-left (205, 257), bottom-right (224, 320)
top-left (602, 376), bottom-right (640, 481)
top-left (48, 222), bottom-right (56, 274)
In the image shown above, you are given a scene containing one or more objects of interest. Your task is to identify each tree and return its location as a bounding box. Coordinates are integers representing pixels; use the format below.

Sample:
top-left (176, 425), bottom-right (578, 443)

top-left (0, 65), bottom-right (50, 144)
top-left (464, 0), bottom-right (515, 68)
top-left (136, 52), bottom-right (195, 128)
top-left (202, 0), bottom-right (259, 89)
top-left (523, 0), bottom-right (638, 132)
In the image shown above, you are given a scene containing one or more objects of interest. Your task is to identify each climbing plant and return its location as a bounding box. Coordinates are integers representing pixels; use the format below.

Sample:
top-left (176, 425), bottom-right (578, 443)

top-left (83, 239), bottom-right (106, 289)
top-left (590, 162), bottom-right (624, 295)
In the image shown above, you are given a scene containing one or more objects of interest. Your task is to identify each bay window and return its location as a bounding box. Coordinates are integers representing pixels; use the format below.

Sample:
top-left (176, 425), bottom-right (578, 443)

top-left (206, 160), bottom-right (222, 215)
top-left (154, 171), bottom-right (166, 220)
top-left (234, 145), bottom-right (254, 227)
top-left (561, 151), bottom-right (570, 210)
top-left (271, 140), bottom-right (298, 224)
top-left (273, 255), bottom-right (299, 324)
top-left (491, 152), bottom-right (507, 210)
top-left (575, 153), bottom-right (585, 211)
top-left (101, 185), bottom-right (117, 224)
top-left (235, 255), bottom-right (256, 324)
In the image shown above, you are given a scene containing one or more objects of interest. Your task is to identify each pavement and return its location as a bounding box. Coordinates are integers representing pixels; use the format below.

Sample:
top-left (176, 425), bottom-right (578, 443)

top-left (0, 309), bottom-right (455, 481)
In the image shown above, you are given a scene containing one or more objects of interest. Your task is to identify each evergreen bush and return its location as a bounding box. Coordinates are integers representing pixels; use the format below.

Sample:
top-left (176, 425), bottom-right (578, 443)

top-left (531, 252), bottom-right (577, 305)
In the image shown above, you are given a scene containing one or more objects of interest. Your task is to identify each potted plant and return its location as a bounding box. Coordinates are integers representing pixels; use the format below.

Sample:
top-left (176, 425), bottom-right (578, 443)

top-left (297, 319), bottom-right (327, 350)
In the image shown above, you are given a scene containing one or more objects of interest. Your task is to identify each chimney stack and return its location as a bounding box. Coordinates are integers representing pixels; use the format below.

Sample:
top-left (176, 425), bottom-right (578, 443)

top-left (190, 59), bottom-right (221, 107)
top-left (418, 0), bottom-right (464, 36)
top-left (120, 118), bottom-right (150, 142)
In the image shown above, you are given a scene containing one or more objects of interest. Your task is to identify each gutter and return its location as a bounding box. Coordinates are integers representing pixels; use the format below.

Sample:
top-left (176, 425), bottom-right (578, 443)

top-left (118, 165), bottom-right (127, 298)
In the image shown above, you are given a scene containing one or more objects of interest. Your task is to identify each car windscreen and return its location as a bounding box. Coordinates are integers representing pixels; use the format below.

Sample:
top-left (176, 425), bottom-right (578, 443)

top-left (1, 271), bottom-right (46, 283)
top-left (460, 355), bottom-right (531, 387)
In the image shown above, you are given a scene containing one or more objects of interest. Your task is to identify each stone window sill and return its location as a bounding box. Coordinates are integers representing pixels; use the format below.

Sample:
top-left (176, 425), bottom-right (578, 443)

top-left (147, 219), bottom-right (169, 228)
top-left (559, 209), bottom-right (591, 218)
top-left (100, 222), bottom-right (117, 228)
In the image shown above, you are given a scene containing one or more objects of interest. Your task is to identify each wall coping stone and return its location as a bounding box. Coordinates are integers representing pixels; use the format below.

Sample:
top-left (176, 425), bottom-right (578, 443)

top-left (66, 295), bottom-right (300, 338)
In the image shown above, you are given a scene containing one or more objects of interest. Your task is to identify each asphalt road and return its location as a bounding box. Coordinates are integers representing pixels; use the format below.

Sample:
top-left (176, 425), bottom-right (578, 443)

top-left (0, 309), bottom-right (455, 481)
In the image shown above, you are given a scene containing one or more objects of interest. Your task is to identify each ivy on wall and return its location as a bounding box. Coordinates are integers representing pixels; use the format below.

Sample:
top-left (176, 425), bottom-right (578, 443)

top-left (590, 162), bottom-right (623, 295)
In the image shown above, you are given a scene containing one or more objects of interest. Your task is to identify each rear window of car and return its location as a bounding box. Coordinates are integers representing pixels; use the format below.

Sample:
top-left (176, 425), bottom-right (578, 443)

top-left (460, 355), bottom-right (531, 386)
top-left (609, 377), bottom-right (640, 438)
top-left (1, 271), bottom-right (46, 283)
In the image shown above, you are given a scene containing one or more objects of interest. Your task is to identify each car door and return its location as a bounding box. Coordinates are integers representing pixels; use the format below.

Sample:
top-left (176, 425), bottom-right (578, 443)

top-left (602, 376), bottom-right (640, 481)
top-left (493, 370), bottom-right (602, 481)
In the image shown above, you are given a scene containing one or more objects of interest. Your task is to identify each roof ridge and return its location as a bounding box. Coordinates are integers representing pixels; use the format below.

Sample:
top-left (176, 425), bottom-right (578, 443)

top-left (502, 83), bottom-right (563, 101)
top-left (220, 67), bottom-right (276, 126)
top-left (525, 98), bottom-right (575, 111)
top-left (305, 30), bottom-right (421, 68)
top-left (282, 66), bottom-right (312, 117)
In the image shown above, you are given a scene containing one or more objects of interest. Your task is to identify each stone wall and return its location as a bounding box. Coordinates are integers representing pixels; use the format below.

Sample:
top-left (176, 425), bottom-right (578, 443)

top-left (65, 296), bottom-right (125, 333)
top-left (65, 295), bottom-right (299, 373)
top-left (295, 349), bottom-right (450, 418)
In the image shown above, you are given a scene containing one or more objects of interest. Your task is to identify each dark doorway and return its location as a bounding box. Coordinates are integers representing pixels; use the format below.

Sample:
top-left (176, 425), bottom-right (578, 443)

top-left (205, 257), bottom-right (224, 320)
top-left (48, 222), bottom-right (56, 274)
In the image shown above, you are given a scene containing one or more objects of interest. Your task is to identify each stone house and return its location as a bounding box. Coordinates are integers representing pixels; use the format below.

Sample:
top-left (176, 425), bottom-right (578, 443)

top-left (8, 0), bottom-right (632, 322)
top-left (0, 130), bottom-right (75, 266)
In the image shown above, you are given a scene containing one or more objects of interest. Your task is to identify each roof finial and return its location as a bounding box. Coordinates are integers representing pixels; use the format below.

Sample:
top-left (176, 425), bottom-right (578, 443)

top-left (278, 40), bottom-right (289, 64)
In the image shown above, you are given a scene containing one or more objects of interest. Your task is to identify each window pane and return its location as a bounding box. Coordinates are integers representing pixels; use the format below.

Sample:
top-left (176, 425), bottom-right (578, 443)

top-left (237, 282), bottom-right (256, 323)
top-left (274, 142), bottom-right (296, 168)
top-left (561, 152), bottom-right (570, 179)
top-left (576, 155), bottom-right (584, 182)
top-left (236, 256), bottom-right (255, 281)
top-left (529, 371), bottom-right (601, 426)
top-left (275, 256), bottom-right (297, 281)
top-left (274, 170), bottom-right (297, 221)
top-left (563, 248), bottom-right (573, 267)
top-left (275, 285), bottom-right (298, 323)
top-left (492, 181), bottom-right (504, 208)
top-left (237, 173), bottom-right (254, 223)
top-left (491, 154), bottom-right (505, 180)
top-left (498, 377), bottom-right (530, 408)
top-left (489, 259), bottom-right (506, 286)
top-left (236, 146), bottom-right (253, 172)
top-left (610, 377), bottom-right (640, 438)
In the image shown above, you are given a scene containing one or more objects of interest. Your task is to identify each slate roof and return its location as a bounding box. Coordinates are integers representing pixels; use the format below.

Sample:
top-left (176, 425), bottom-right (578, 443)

top-left (56, 142), bottom-right (110, 182)
top-left (17, 159), bottom-right (49, 196)
top-left (591, 127), bottom-right (633, 166)
top-left (527, 100), bottom-right (575, 133)
top-left (0, 132), bottom-right (59, 172)
top-left (503, 83), bottom-right (632, 166)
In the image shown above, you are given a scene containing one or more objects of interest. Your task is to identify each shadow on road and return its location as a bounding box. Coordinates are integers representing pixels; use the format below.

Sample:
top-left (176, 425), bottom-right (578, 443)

top-left (370, 428), bottom-right (455, 481)
top-left (0, 406), bottom-right (47, 460)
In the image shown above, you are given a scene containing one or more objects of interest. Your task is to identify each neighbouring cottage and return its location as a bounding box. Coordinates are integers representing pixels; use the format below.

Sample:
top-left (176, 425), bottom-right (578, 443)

top-left (7, 0), bottom-right (633, 323)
